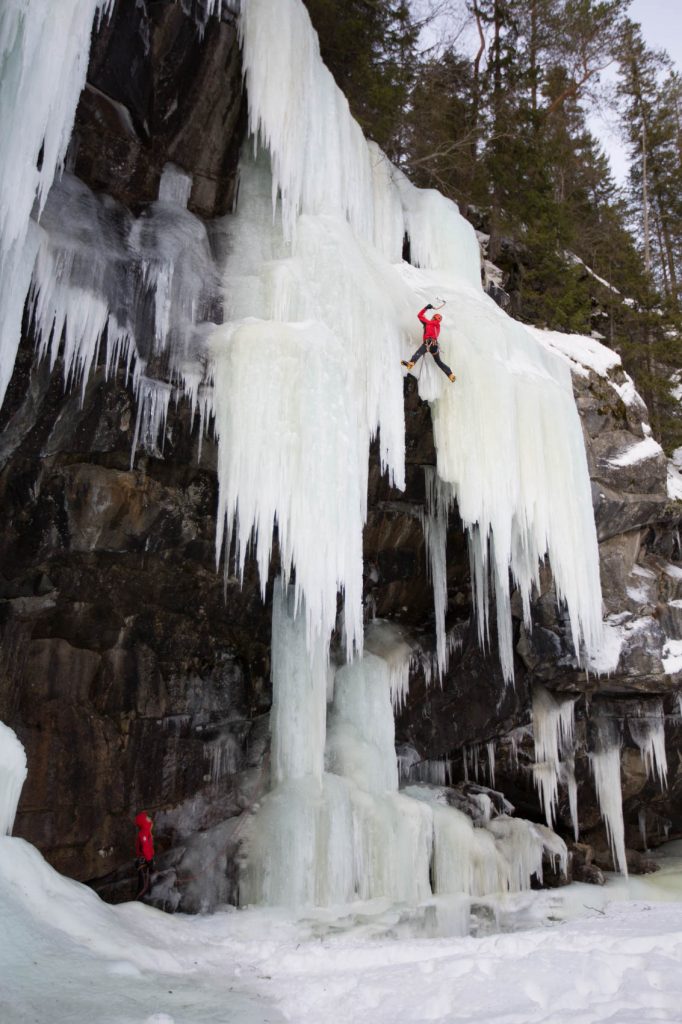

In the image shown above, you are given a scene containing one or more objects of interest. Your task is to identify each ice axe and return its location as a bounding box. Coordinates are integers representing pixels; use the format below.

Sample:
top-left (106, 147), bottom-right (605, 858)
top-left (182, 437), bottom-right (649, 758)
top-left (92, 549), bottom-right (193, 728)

top-left (432, 297), bottom-right (446, 311)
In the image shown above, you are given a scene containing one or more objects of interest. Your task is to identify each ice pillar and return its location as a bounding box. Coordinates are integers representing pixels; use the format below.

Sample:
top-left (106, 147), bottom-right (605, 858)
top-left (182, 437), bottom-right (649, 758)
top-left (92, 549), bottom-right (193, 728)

top-left (0, 722), bottom-right (28, 836)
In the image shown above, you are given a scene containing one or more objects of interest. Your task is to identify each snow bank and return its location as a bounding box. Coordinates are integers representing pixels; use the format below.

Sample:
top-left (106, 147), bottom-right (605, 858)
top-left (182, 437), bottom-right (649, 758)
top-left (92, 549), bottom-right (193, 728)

top-left (3, 829), bottom-right (682, 1024)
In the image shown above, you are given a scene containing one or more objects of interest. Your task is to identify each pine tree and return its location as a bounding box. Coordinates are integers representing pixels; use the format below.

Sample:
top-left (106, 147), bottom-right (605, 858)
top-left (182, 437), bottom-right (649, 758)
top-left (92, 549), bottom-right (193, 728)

top-left (302, 0), bottom-right (418, 160)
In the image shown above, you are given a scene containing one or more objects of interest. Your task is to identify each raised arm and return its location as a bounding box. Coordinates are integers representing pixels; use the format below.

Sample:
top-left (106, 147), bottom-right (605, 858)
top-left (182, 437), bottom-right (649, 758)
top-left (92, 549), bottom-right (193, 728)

top-left (417, 303), bottom-right (433, 324)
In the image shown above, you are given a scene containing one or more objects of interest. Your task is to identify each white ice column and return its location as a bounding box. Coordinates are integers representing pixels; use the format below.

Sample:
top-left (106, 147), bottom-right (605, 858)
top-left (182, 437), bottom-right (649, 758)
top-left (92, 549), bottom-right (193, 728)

top-left (421, 467), bottom-right (453, 680)
top-left (240, 584), bottom-right (346, 907)
top-left (326, 653), bottom-right (399, 795)
top-left (532, 685), bottom-right (576, 832)
top-left (0, 721), bottom-right (28, 836)
top-left (589, 719), bottom-right (628, 875)
top-left (271, 583), bottom-right (328, 785)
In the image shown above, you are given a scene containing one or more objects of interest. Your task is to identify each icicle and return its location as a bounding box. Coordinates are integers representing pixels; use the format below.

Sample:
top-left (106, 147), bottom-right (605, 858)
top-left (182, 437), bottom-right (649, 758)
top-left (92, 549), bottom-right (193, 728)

top-left (158, 163), bottom-right (193, 207)
top-left (638, 808), bottom-right (648, 851)
top-left (561, 756), bottom-right (579, 842)
top-left (421, 467), bottom-right (456, 680)
top-left (205, 731), bottom-right (240, 784)
top-left (487, 816), bottom-right (567, 890)
top-left (210, 315), bottom-right (365, 656)
top-left (486, 740), bottom-right (496, 788)
top-left (589, 720), bottom-right (628, 876)
top-left (470, 743), bottom-right (481, 782)
top-left (628, 702), bottom-right (668, 789)
top-left (531, 685), bottom-right (576, 829)
top-left (0, 721), bottom-right (28, 836)
top-left (0, 0), bottom-right (113, 407)
top-left (239, 0), bottom-right (375, 244)
top-left (130, 377), bottom-right (173, 466)
top-left (364, 619), bottom-right (412, 711)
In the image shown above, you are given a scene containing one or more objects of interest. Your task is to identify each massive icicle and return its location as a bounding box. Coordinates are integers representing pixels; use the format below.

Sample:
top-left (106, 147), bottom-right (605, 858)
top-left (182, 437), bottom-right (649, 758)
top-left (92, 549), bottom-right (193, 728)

top-left (532, 685), bottom-right (577, 836)
top-left (0, 0), bottom-right (113, 405)
top-left (421, 467), bottom-right (452, 679)
top-left (209, 150), bottom-right (406, 656)
top-left (627, 702), bottom-right (668, 789)
top-left (236, 0), bottom-right (602, 674)
top-left (590, 719), bottom-right (628, 876)
top-left (0, 722), bottom-right (27, 836)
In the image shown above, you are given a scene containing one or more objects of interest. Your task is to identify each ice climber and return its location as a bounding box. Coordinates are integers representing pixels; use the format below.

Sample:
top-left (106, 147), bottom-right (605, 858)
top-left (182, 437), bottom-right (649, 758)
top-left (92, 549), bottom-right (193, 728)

top-left (401, 304), bottom-right (456, 382)
top-left (134, 810), bottom-right (155, 900)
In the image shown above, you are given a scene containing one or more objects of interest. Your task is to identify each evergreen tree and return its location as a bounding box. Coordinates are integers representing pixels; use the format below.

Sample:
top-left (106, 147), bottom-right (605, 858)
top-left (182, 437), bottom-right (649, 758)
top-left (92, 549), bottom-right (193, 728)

top-left (302, 0), bottom-right (418, 160)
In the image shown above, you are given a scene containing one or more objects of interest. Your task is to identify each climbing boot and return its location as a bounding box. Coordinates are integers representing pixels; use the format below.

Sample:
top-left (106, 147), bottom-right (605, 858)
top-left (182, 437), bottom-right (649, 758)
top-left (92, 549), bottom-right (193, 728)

top-left (401, 360), bottom-right (415, 370)
top-left (448, 372), bottom-right (456, 383)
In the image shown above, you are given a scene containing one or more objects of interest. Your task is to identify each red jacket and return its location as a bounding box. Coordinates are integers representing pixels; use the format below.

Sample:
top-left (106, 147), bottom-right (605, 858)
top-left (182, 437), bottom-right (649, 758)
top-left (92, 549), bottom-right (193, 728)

top-left (418, 307), bottom-right (441, 342)
top-left (135, 811), bottom-right (155, 862)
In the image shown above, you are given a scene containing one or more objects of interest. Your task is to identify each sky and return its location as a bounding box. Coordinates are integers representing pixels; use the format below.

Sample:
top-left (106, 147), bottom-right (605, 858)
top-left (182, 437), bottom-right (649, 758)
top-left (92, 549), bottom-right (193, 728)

top-left (597, 0), bottom-right (682, 184)
top-left (416, 0), bottom-right (682, 187)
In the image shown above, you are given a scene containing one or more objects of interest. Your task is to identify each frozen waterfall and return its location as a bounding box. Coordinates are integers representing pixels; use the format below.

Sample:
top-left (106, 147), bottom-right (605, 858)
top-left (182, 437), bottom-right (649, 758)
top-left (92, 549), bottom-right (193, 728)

top-left (0, 0), bottom-right (619, 907)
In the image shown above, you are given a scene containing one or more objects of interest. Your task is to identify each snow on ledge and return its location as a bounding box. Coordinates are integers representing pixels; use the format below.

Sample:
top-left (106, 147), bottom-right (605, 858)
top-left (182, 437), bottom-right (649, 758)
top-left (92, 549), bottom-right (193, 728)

top-left (527, 326), bottom-right (621, 379)
top-left (587, 617), bottom-right (624, 674)
top-left (610, 375), bottom-right (647, 412)
top-left (608, 436), bottom-right (664, 468)
top-left (668, 461), bottom-right (682, 501)
top-left (663, 639), bottom-right (682, 675)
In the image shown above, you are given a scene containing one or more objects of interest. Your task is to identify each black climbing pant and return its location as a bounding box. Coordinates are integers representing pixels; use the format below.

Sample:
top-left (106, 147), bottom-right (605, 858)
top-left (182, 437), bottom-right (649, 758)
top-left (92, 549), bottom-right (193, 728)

top-left (136, 857), bottom-right (155, 900)
top-left (409, 343), bottom-right (453, 378)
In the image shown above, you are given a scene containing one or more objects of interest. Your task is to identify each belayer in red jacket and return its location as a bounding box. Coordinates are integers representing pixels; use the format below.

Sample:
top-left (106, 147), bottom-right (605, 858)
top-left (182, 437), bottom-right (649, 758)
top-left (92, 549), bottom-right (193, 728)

top-left (401, 305), bottom-right (456, 382)
top-left (134, 811), bottom-right (155, 900)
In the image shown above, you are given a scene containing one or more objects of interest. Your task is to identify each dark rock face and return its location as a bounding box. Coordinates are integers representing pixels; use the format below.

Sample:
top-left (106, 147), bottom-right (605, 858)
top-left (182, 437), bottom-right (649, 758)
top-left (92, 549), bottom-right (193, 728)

top-left (1, 1), bottom-right (681, 912)
top-left (73, 0), bottom-right (245, 218)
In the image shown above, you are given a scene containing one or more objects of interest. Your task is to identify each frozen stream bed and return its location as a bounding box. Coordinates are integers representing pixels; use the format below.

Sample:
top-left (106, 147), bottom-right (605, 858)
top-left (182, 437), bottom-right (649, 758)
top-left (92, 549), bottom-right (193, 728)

top-left (2, 837), bottom-right (682, 1024)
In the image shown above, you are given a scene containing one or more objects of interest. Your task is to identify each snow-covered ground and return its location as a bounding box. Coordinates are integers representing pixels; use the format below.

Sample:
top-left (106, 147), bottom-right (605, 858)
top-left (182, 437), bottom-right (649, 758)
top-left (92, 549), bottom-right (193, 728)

top-left (2, 835), bottom-right (682, 1024)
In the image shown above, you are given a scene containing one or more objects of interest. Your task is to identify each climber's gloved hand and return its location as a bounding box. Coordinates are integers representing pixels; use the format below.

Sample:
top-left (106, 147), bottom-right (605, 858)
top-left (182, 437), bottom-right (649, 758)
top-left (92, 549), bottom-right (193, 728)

top-left (425, 303), bottom-right (433, 310)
